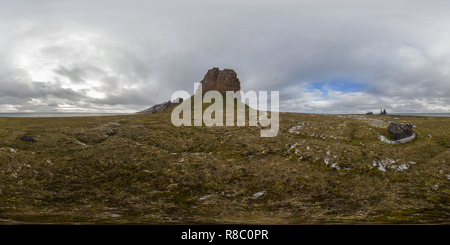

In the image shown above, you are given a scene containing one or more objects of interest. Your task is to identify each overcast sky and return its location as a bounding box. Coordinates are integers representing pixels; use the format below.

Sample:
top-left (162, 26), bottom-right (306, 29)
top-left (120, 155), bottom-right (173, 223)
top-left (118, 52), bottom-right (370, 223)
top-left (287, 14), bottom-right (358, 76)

top-left (1, 0), bottom-right (450, 113)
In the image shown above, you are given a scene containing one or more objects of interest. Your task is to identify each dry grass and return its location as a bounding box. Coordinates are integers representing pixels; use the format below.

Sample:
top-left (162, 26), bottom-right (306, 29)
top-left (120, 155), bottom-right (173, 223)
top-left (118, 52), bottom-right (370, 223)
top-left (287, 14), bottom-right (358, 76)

top-left (1, 110), bottom-right (450, 224)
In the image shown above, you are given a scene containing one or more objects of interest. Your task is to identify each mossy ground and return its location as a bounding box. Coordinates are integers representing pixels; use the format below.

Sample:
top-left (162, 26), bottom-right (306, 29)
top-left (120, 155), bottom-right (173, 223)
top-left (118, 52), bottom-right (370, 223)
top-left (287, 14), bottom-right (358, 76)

top-left (1, 109), bottom-right (450, 224)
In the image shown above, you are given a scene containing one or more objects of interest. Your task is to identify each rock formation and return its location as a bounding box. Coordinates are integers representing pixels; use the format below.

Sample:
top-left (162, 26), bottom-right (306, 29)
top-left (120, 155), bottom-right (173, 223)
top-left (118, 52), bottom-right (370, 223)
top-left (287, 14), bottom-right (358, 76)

top-left (196, 67), bottom-right (241, 96)
top-left (136, 67), bottom-right (241, 114)
top-left (136, 97), bottom-right (183, 114)
top-left (387, 122), bottom-right (414, 140)
top-left (380, 109), bottom-right (387, 115)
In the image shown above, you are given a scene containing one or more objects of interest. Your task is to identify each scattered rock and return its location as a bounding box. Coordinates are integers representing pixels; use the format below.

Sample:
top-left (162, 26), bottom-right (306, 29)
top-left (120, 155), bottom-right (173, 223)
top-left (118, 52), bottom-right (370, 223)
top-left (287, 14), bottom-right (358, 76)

top-left (387, 122), bottom-right (414, 140)
top-left (16, 135), bottom-right (37, 143)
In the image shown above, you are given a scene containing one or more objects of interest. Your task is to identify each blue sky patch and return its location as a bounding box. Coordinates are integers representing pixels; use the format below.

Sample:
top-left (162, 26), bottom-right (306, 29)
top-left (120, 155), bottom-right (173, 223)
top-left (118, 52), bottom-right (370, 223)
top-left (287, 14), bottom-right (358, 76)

top-left (307, 79), bottom-right (366, 96)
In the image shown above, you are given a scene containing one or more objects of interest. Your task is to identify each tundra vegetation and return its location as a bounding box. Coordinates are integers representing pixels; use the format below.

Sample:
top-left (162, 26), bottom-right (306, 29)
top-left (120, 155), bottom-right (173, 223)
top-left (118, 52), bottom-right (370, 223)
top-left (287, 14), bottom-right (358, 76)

top-left (1, 105), bottom-right (450, 224)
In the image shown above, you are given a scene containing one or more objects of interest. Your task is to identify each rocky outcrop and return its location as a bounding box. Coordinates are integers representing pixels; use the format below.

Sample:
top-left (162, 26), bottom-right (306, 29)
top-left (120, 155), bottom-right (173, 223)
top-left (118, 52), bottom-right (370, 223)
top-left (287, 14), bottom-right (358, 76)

top-left (136, 98), bottom-right (183, 114)
top-left (196, 67), bottom-right (240, 96)
top-left (380, 109), bottom-right (387, 115)
top-left (387, 122), bottom-right (414, 140)
top-left (136, 67), bottom-right (241, 114)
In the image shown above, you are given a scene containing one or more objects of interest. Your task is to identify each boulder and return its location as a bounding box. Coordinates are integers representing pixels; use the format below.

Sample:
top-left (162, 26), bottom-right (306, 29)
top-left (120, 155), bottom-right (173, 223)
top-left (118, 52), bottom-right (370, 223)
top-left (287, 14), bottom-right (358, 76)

top-left (197, 67), bottom-right (241, 96)
top-left (16, 135), bottom-right (37, 143)
top-left (387, 123), bottom-right (414, 140)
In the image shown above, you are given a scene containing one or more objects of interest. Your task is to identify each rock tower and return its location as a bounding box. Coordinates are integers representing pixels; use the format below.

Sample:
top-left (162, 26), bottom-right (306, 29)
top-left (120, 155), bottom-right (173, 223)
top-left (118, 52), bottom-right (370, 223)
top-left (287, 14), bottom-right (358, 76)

top-left (196, 67), bottom-right (241, 96)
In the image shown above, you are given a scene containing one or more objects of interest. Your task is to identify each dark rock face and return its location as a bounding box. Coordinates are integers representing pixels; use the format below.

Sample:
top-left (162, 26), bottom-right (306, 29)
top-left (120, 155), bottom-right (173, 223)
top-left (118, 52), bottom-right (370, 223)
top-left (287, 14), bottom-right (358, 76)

top-left (16, 135), bottom-right (37, 143)
top-left (136, 97), bottom-right (183, 114)
top-left (197, 67), bottom-right (241, 96)
top-left (387, 123), bottom-right (414, 140)
top-left (137, 101), bottom-right (170, 114)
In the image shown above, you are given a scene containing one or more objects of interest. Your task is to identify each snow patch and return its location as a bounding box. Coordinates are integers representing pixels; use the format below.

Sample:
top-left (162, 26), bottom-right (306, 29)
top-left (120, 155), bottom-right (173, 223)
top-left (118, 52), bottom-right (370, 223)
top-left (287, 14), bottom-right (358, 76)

top-left (288, 126), bottom-right (302, 134)
top-left (373, 159), bottom-right (410, 172)
top-left (289, 142), bottom-right (299, 151)
top-left (199, 194), bottom-right (215, 200)
top-left (252, 191), bottom-right (265, 198)
top-left (395, 164), bottom-right (409, 171)
top-left (379, 133), bottom-right (415, 144)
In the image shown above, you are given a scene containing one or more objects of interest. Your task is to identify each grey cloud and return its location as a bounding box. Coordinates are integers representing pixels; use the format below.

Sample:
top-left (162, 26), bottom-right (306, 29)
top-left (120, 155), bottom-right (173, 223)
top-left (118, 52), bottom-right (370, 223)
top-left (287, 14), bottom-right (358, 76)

top-left (54, 65), bottom-right (106, 84)
top-left (1, 0), bottom-right (450, 113)
top-left (31, 82), bottom-right (86, 101)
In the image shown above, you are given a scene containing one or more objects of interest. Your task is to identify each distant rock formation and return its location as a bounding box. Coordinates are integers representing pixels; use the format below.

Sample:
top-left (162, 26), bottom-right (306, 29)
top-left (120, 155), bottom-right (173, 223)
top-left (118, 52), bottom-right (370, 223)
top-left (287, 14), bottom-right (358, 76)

top-left (380, 109), bottom-right (387, 115)
top-left (366, 112), bottom-right (373, 115)
top-left (196, 67), bottom-right (241, 96)
top-left (136, 97), bottom-right (183, 114)
top-left (387, 122), bottom-right (414, 140)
